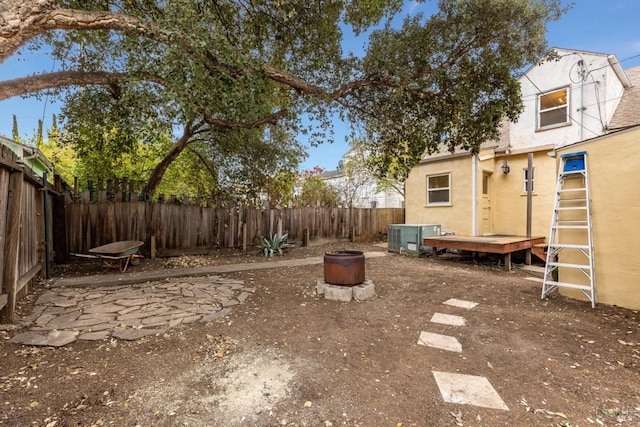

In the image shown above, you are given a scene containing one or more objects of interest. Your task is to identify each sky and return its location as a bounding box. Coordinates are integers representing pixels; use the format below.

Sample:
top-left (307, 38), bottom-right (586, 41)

top-left (2, 0), bottom-right (640, 172)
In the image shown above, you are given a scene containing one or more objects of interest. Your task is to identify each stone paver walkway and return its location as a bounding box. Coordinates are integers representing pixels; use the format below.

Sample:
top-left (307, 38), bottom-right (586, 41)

top-left (10, 251), bottom-right (388, 346)
top-left (11, 276), bottom-right (252, 346)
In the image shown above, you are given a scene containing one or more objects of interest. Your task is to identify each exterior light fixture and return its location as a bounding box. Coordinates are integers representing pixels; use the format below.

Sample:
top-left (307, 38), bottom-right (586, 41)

top-left (501, 160), bottom-right (511, 175)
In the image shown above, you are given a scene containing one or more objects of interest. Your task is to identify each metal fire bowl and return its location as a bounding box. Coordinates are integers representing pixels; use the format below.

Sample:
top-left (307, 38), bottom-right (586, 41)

top-left (323, 250), bottom-right (365, 286)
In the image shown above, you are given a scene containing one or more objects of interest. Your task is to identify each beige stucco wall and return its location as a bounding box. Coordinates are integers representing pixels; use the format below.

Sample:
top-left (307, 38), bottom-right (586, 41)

top-left (405, 148), bottom-right (558, 238)
top-left (556, 127), bottom-right (640, 309)
top-left (489, 151), bottom-right (557, 238)
top-left (405, 155), bottom-right (474, 234)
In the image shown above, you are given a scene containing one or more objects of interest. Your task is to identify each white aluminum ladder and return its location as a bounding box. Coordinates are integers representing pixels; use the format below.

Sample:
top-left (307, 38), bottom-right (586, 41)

top-left (541, 151), bottom-right (597, 308)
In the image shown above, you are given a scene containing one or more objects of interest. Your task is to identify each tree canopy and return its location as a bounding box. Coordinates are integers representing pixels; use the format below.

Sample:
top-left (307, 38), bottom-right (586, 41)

top-left (0, 0), bottom-right (566, 194)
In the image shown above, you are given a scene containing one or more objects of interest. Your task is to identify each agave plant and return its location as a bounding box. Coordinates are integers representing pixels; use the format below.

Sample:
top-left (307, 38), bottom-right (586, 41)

top-left (260, 233), bottom-right (290, 257)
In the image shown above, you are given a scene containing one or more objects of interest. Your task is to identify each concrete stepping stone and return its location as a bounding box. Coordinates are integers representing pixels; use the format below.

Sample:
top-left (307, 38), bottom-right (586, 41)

top-left (443, 298), bottom-right (478, 310)
top-left (417, 331), bottom-right (462, 352)
top-left (432, 371), bottom-right (509, 411)
top-left (10, 330), bottom-right (79, 347)
top-left (430, 312), bottom-right (466, 326)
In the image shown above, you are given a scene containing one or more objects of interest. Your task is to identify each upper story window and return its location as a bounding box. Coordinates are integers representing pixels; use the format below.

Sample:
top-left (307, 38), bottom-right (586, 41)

top-left (537, 87), bottom-right (570, 130)
top-left (426, 173), bottom-right (450, 205)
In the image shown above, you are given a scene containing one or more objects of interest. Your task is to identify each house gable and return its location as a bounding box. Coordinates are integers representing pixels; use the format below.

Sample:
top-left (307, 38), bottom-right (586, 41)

top-left (511, 48), bottom-right (629, 151)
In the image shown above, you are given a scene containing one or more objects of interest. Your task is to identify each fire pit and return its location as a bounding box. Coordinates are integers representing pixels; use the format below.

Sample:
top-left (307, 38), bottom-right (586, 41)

top-left (323, 250), bottom-right (365, 286)
top-left (317, 250), bottom-right (375, 302)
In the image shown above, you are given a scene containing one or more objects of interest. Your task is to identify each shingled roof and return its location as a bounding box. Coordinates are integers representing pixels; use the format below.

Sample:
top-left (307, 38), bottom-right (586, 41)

top-left (608, 65), bottom-right (640, 131)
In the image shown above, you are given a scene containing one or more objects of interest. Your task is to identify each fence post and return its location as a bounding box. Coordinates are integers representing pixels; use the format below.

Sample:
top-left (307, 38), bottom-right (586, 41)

top-left (242, 223), bottom-right (247, 253)
top-left (303, 228), bottom-right (309, 247)
top-left (1, 168), bottom-right (24, 323)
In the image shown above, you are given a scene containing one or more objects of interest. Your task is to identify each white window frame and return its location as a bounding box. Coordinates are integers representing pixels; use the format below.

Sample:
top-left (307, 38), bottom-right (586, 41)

top-left (523, 167), bottom-right (535, 193)
top-left (426, 172), bottom-right (451, 205)
top-left (537, 86), bottom-right (570, 130)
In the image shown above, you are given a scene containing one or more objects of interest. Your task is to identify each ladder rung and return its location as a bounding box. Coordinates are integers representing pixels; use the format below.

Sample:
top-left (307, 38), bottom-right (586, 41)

top-left (560, 171), bottom-right (585, 176)
top-left (548, 244), bottom-right (590, 250)
top-left (547, 262), bottom-right (592, 269)
top-left (542, 280), bottom-right (592, 291)
top-left (553, 225), bottom-right (589, 229)
top-left (558, 199), bottom-right (587, 203)
top-left (558, 189), bottom-right (587, 193)
top-left (556, 206), bottom-right (587, 211)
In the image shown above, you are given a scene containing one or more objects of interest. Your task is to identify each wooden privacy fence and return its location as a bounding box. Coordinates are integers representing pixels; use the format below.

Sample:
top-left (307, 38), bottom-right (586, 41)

top-left (65, 195), bottom-right (404, 256)
top-left (0, 146), bottom-right (60, 322)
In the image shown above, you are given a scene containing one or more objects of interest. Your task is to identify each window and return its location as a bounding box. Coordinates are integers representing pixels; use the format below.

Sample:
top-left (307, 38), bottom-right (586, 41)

top-left (538, 87), bottom-right (569, 129)
top-left (427, 173), bottom-right (450, 205)
top-left (523, 168), bottom-right (535, 192)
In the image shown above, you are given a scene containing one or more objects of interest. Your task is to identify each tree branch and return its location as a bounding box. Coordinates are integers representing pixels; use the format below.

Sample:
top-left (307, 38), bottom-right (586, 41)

top-left (1, 0), bottom-right (149, 64)
top-left (0, 70), bottom-right (167, 101)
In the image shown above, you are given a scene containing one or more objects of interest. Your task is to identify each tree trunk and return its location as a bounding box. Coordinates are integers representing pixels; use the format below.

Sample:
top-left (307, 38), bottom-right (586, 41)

top-left (141, 122), bottom-right (200, 196)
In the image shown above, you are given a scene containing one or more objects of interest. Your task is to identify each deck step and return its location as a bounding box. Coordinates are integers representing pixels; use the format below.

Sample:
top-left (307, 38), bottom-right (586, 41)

top-left (531, 243), bottom-right (548, 262)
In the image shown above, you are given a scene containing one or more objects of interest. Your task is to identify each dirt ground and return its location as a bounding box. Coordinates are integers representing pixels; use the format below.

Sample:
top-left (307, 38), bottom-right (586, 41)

top-left (1, 240), bottom-right (639, 427)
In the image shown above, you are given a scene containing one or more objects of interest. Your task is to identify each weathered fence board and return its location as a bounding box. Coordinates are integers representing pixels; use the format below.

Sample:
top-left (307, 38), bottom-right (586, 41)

top-left (65, 197), bottom-right (404, 255)
top-left (0, 145), bottom-right (50, 322)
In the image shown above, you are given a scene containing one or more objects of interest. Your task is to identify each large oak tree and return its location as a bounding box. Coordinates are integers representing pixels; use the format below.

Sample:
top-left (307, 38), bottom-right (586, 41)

top-left (0, 0), bottom-right (565, 194)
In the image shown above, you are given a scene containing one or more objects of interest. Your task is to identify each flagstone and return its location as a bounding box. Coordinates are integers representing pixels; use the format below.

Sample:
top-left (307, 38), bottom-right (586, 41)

top-left (181, 315), bottom-right (202, 324)
top-left (117, 307), bottom-right (172, 320)
top-left (65, 316), bottom-right (117, 329)
top-left (48, 311), bottom-right (82, 328)
top-left (117, 305), bottom-right (141, 315)
top-left (34, 314), bottom-right (57, 327)
top-left (200, 308), bottom-right (231, 323)
top-left (83, 303), bottom-right (124, 314)
top-left (78, 330), bottom-right (111, 341)
top-left (141, 312), bottom-right (191, 325)
top-left (10, 330), bottom-right (79, 347)
top-left (112, 328), bottom-right (166, 340)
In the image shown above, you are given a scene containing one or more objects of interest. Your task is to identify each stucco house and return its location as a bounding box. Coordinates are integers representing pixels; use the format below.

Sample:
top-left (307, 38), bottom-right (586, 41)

top-left (321, 148), bottom-right (404, 208)
top-left (404, 48), bottom-right (640, 309)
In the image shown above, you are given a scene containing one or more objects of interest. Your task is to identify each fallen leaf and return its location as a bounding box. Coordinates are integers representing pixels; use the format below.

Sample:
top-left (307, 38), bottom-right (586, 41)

top-left (304, 401), bottom-right (312, 407)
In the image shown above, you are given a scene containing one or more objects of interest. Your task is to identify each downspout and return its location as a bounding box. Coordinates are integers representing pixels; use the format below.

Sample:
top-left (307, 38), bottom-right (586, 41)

top-left (471, 154), bottom-right (477, 236)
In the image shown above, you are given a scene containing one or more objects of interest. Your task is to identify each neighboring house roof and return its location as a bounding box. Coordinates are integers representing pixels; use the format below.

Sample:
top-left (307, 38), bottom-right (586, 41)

top-left (319, 170), bottom-right (342, 180)
top-left (0, 136), bottom-right (54, 176)
top-left (607, 65), bottom-right (640, 131)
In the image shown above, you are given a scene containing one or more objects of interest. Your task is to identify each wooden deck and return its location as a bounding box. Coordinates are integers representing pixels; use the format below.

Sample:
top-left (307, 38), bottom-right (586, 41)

top-left (423, 235), bottom-right (546, 271)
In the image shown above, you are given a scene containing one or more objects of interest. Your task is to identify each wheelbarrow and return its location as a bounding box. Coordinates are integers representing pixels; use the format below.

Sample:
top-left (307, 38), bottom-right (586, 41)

top-left (71, 240), bottom-right (144, 273)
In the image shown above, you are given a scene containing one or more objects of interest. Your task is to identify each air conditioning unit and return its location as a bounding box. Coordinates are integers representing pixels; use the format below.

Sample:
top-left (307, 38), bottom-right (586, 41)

top-left (388, 224), bottom-right (441, 254)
